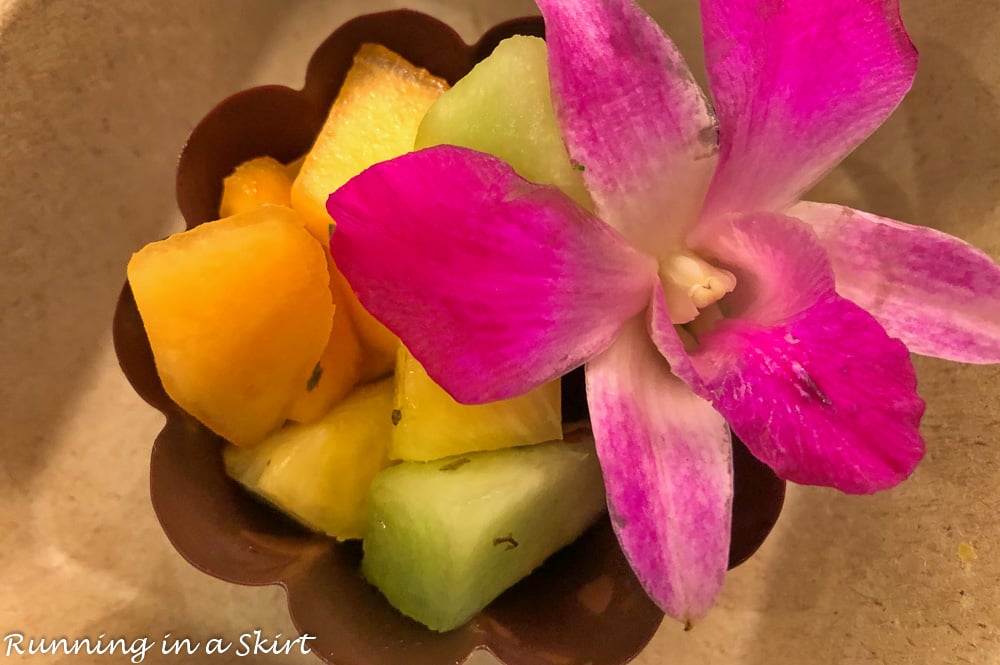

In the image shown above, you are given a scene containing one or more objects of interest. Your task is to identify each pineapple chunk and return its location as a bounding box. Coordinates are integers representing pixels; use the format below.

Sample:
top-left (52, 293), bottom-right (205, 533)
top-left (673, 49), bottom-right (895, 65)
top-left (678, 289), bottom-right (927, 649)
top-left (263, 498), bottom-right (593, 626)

top-left (224, 378), bottom-right (394, 540)
top-left (291, 43), bottom-right (448, 378)
top-left (127, 205), bottom-right (333, 446)
top-left (391, 346), bottom-right (562, 461)
top-left (291, 44), bottom-right (448, 239)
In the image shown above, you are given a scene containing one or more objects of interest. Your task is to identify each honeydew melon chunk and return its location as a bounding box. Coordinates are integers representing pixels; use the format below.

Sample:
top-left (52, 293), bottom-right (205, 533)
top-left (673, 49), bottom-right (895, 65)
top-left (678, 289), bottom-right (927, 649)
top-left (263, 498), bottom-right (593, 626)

top-left (223, 377), bottom-right (393, 540)
top-left (391, 345), bottom-right (562, 461)
top-left (415, 35), bottom-right (592, 211)
top-left (362, 432), bottom-right (606, 632)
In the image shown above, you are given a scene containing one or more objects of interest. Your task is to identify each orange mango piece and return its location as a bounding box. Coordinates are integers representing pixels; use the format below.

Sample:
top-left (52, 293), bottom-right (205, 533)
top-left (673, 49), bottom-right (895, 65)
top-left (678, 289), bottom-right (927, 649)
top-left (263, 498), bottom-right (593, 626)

top-left (291, 44), bottom-right (448, 377)
top-left (219, 156), bottom-right (295, 218)
top-left (286, 256), bottom-right (365, 423)
top-left (127, 205), bottom-right (333, 447)
top-left (329, 260), bottom-right (396, 382)
top-left (219, 157), bottom-right (367, 412)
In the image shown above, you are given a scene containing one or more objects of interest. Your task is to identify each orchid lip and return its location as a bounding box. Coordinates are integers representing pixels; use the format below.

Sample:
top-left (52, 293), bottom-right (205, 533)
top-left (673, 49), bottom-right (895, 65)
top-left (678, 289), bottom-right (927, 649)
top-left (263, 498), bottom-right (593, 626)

top-left (659, 251), bottom-right (737, 325)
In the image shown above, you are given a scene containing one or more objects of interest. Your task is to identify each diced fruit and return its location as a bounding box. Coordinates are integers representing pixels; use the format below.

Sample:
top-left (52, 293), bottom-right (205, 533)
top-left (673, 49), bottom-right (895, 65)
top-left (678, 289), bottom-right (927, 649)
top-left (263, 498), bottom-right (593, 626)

top-left (392, 346), bottom-right (562, 461)
top-left (415, 36), bottom-right (592, 211)
top-left (127, 205), bottom-right (333, 446)
top-left (362, 431), bottom-right (606, 632)
top-left (291, 43), bottom-right (448, 239)
top-left (224, 377), bottom-right (394, 540)
top-left (329, 262), bottom-right (396, 383)
top-left (219, 173), bottom-right (365, 421)
top-left (291, 43), bottom-right (448, 373)
top-left (287, 256), bottom-right (365, 423)
top-left (219, 156), bottom-right (295, 217)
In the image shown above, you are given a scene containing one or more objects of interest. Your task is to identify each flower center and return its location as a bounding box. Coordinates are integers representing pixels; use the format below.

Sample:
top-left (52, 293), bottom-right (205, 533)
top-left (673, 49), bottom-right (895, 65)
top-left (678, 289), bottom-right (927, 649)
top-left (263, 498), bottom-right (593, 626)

top-left (659, 252), bottom-right (736, 325)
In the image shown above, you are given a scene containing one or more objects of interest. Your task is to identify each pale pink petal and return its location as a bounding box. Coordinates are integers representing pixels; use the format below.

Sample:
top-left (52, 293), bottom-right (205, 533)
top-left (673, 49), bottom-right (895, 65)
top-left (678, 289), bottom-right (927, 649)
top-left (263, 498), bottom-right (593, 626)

top-left (537, 0), bottom-right (719, 255)
top-left (685, 213), bottom-right (925, 493)
top-left (701, 0), bottom-right (918, 218)
top-left (586, 315), bottom-right (733, 622)
top-left (688, 210), bottom-right (835, 326)
top-left (791, 201), bottom-right (1000, 364)
top-left (328, 146), bottom-right (658, 404)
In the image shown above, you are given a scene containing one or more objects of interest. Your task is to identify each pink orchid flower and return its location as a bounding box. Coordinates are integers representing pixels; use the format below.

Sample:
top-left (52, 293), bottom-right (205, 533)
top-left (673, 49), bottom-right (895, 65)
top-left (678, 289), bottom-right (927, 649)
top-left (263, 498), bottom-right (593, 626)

top-left (327, 0), bottom-right (1000, 623)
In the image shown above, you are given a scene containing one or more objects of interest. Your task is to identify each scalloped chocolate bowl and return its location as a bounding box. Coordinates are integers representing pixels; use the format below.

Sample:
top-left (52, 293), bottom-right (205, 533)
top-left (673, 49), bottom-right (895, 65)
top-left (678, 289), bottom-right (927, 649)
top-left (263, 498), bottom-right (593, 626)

top-left (112, 10), bottom-right (785, 665)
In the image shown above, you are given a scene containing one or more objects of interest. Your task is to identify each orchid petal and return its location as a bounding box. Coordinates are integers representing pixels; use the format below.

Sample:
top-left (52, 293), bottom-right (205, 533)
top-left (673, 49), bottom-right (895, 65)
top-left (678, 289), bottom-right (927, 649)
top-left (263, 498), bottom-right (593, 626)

top-left (328, 145), bottom-right (658, 404)
top-left (537, 0), bottom-right (719, 255)
top-left (688, 211), bottom-right (835, 327)
top-left (701, 0), bottom-right (918, 218)
top-left (586, 315), bottom-right (733, 622)
top-left (791, 201), bottom-right (1000, 364)
top-left (688, 213), bottom-right (926, 493)
top-left (696, 295), bottom-right (926, 493)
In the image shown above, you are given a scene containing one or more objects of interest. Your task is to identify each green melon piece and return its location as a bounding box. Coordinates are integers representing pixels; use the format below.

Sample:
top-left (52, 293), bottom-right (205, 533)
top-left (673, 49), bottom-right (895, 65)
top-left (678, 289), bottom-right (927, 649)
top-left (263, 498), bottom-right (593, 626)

top-left (415, 35), bottom-right (593, 211)
top-left (391, 345), bottom-right (562, 461)
top-left (362, 431), bottom-right (606, 631)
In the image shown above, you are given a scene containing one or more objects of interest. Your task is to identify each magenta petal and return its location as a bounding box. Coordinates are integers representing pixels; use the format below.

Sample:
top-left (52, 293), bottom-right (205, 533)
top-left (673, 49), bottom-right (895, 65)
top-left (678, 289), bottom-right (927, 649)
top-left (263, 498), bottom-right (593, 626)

top-left (792, 201), bottom-right (1000, 364)
top-left (701, 0), bottom-right (918, 218)
top-left (537, 0), bottom-right (718, 255)
top-left (328, 145), bottom-right (658, 403)
top-left (695, 295), bottom-right (926, 493)
top-left (587, 316), bottom-right (733, 622)
top-left (654, 211), bottom-right (833, 399)
top-left (685, 213), bottom-right (926, 493)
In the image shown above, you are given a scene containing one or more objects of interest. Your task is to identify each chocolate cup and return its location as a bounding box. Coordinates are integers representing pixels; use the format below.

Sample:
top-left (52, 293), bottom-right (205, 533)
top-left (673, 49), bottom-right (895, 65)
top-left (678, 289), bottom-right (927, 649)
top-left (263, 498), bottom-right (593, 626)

top-left (112, 10), bottom-right (785, 665)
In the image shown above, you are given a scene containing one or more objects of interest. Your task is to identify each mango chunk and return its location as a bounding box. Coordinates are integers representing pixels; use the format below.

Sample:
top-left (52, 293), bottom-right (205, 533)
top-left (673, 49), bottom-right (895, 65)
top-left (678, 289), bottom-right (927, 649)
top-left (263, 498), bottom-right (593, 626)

top-left (224, 377), bottom-right (395, 540)
top-left (286, 256), bottom-right (365, 423)
top-left (219, 156), bottom-right (295, 217)
top-left (391, 346), bottom-right (563, 461)
top-left (127, 205), bottom-right (333, 446)
top-left (291, 43), bottom-right (448, 374)
top-left (217, 161), bottom-right (366, 422)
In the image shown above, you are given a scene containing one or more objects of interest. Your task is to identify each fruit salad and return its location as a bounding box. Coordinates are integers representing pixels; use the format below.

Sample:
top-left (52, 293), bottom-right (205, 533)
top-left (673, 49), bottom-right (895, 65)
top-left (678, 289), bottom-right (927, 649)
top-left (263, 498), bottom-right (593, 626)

top-left (128, 37), bottom-right (603, 632)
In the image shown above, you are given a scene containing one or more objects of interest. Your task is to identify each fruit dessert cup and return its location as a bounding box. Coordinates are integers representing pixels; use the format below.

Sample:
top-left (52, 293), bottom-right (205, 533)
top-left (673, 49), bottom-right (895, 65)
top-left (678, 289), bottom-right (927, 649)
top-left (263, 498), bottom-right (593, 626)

top-left (113, 10), bottom-right (785, 665)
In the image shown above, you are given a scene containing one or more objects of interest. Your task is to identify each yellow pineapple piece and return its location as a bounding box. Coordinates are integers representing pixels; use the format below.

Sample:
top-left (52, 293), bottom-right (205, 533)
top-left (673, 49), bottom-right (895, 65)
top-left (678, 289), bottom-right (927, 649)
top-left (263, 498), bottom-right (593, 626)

top-left (292, 44), bottom-right (447, 238)
top-left (219, 156), bottom-right (295, 217)
top-left (292, 44), bottom-right (448, 375)
top-left (224, 377), bottom-right (394, 539)
top-left (127, 205), bottom-right (333, 447)
top-left (391, 346), bottom-right (563, 461)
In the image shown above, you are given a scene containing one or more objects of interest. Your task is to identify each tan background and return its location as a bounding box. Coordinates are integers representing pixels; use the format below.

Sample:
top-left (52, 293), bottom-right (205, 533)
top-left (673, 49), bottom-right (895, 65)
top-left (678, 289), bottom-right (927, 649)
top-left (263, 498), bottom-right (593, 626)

top-left (1, 0), bottom-right (998, 663)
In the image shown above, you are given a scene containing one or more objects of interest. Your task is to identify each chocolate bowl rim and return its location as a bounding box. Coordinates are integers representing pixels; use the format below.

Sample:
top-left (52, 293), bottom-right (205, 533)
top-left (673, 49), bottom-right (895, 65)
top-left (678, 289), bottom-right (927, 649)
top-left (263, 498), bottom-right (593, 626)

top-left (112, 9), bottom-right (786, 665)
